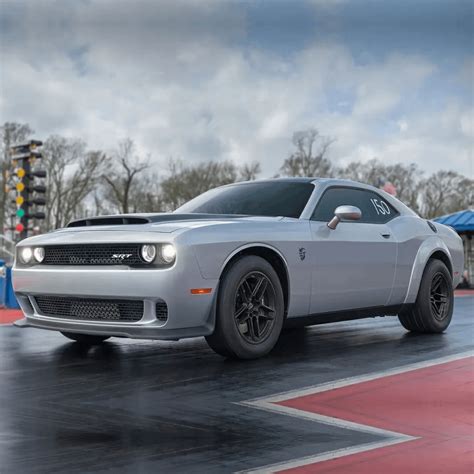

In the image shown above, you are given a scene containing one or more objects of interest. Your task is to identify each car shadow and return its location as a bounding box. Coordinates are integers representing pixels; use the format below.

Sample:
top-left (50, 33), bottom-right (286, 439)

top-left (53, 341), bottom-right (123, 363)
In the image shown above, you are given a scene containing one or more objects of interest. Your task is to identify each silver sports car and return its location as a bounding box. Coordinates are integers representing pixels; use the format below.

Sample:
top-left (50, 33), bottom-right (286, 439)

top-left (13, 178), bottom-right (463, 359)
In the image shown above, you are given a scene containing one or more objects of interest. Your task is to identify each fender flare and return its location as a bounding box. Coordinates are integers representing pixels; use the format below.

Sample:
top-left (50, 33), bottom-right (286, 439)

top-left (403, 236), bottom-right (452, 304)
top-left (219, 242), bottom-right (292, 316)
top-left (220, 242), bottom-right (290, 275)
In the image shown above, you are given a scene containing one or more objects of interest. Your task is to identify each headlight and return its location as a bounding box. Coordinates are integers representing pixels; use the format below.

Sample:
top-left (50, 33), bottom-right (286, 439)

top-left (140, 244), bottom-right (157, 263)
top-left (160, 243), bottom-right (176, 264)
top-left (33, 247), bottom-right (45, 263)
top-left (19, 247), bottom-right (33, 264)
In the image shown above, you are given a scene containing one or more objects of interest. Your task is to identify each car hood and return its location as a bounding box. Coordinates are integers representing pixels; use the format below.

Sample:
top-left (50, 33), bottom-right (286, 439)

top-left (66, 213), bottom-right (285, 232)
top-left (18, 213), bottom-right (287, 246)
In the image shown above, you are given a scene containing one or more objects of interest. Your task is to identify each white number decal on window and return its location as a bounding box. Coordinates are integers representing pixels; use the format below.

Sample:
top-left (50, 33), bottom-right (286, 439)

top-left (370, 198), bottom-right (391, 216)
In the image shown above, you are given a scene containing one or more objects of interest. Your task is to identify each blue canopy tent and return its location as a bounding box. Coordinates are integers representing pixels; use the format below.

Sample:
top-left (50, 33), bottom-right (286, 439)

top-left (434, 210), bottom-right (474, 233)
top-left (434, 210), bottom-right (474, 288)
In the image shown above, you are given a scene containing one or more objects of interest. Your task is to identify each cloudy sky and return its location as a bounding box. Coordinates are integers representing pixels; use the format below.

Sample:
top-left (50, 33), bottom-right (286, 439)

top-left (0, 0), bottom-right (472, 177)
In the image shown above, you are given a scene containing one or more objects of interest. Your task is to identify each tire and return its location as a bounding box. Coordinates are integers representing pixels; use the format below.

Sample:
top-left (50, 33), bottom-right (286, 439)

top-left (398, 259), bottom-right (453, 333)
top-left (206, 255), bottom-right (285, 359)
top-left (61, 332), bottom-right (110, 345)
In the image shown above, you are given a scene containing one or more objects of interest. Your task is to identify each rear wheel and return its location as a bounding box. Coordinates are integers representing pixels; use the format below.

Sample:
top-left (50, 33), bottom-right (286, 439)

top-left (206, 255), bottom-right (284, 359)
top-left (398, 259), bottom-right (453, 333)
top-left (61, 332), bottom-right (110, 345)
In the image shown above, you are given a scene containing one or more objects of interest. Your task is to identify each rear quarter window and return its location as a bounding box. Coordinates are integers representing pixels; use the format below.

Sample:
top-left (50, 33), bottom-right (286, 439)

top-left (311, 186), bottom-right (400, 224)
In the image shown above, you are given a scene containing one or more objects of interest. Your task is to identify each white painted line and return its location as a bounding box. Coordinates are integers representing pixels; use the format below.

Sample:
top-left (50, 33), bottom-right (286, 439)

top-left (236, 438), bottom-right (412, 474)
top-left (235, 350), bottom-right (474, 473)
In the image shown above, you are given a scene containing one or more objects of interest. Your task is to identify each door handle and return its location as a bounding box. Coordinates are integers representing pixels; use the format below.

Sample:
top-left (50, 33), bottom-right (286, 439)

top-left (381, 233), bottom-right (391, 239)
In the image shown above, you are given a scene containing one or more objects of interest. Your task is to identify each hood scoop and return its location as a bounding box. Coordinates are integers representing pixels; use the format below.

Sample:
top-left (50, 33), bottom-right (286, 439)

top-left (67, 216), bottom-right (151, 227)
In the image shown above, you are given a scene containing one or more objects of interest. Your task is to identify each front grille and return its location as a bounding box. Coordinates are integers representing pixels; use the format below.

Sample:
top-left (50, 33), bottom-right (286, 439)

top-left (35, 296), bottom-right (144, 322)
top-left (155, 301), bottom-right (168, 322)
top-left (42, 244), bottom-right (143, 266)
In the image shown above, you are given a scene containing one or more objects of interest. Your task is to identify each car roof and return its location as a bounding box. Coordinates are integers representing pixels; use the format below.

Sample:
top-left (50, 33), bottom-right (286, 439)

top-left (231, 177), bottom-right (368, 187)
top-left (225, 177), bottom-right (317, 185)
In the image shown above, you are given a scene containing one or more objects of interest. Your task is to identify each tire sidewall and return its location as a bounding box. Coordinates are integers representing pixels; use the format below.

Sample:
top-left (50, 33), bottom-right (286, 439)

top-left (216, 256), bottom-right (285, 359)
top-left (416, 259), bottom-right (454, 332)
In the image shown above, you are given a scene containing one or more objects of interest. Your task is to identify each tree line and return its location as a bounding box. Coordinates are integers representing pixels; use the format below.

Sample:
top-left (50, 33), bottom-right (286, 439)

top-left (0, 122), bottom-right (472, 233)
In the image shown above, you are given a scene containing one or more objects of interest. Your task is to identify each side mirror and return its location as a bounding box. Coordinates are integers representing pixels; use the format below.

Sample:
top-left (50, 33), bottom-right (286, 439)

top-left (327, 205), bottom-right (361, 230)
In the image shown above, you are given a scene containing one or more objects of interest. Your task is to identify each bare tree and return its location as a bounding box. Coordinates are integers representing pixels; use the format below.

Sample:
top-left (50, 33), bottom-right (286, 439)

top-left (384, 163), bottom-right (423, 212)
top-left (338, 159), bottom-right (423, 213)
top-left (337, 158), bottom-right (382, 184)
top-left (419, 170), bottom-right (473, 219)
top-left (0, 122), bottom-right (34, 232)
top-left (280, 128), bottom-right (335, 178)
top-left (160, 159), bottom-right (238, 210)
top-left (239, 161), bottom-right (261, 181)
top-left (62, 151), bottom-right (110, 224)
top-left (102, 139), bottom-right (150, 214)
top-left (90, 190), bottom-right (114, 217)
top-left (97, 153), bottom-right (259, 213)
top-left (43, 136), bottom-right (85, 230)
top-left (3, 121), bottom-right (471, 229)
top-left (42, 135), bottom-right (109, 230)
top-left (128, 172), bottom-right (164, 213)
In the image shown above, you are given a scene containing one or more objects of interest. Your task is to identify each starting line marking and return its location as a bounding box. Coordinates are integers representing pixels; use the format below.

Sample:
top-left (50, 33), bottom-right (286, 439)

top-left (236, 350), bottom-right (474, 473)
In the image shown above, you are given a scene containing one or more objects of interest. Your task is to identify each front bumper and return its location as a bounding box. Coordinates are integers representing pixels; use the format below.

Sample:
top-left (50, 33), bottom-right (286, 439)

top-left (13, 316), bottom-right (214, 340)
top-left (13, 246), bottom-right (218, 340)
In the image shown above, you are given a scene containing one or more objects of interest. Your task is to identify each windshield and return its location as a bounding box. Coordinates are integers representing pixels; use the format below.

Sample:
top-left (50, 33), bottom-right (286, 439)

top-left (175, 181), bottom-right (314, 218)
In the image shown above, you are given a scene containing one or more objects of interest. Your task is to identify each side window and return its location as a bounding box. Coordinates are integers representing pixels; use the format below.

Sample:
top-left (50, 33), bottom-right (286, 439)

top-left (311, 187), bottom-right (399, 224)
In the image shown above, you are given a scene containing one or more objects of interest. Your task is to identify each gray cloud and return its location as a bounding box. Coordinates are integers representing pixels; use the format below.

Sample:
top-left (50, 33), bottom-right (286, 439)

top-left (0, 0), bottom-right (472, 178)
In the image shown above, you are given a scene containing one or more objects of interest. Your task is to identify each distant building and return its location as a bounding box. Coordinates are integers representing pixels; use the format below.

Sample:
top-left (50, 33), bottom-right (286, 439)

top-left (434, 210), bottom-right (474, 288)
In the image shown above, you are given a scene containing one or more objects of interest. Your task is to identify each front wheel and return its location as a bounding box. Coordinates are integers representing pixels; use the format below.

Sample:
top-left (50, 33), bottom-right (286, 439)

top-left (61, 332), bottom-right (110, 345)
top-left (398, 259), bottom-right (454, 333)
top-left (206, 255), bottom-right (285, 359)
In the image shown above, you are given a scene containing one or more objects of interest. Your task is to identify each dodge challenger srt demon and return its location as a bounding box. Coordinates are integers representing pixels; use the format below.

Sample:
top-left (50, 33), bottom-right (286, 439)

top-left (13, 178), bottom-right (463, 359)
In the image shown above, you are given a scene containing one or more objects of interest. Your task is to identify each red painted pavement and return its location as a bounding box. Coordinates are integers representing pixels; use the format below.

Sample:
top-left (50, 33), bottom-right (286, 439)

top-left (455, 289), bottom-right (474, 297)
top-left (277, 357), bottom-right (474, 473)
top-left (0, 308), bottom-right (23, 324)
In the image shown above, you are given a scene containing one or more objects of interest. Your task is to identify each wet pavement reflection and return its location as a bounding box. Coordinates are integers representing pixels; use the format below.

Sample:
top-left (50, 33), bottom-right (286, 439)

top-left (0, 297), bottom-right (472, 473)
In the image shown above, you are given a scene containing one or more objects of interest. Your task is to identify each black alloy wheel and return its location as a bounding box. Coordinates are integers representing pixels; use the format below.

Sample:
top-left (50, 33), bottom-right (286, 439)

top-left (398, 258), bottom-right (454, 333)
top-left (234, 271), bottom-right (276, 344)
top-left (206, 255), bottom-right (285, 359)
top-left (429, 272), bottom-right (450, 321)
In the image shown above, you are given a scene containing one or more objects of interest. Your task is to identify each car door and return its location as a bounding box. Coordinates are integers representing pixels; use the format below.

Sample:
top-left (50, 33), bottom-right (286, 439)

top-left (309, 186), bottom-right (398, 314)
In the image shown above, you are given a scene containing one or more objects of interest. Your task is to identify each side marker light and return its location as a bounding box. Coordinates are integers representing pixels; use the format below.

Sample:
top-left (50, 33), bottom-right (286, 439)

top-left (190, 288), bottom-right (212, 295)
